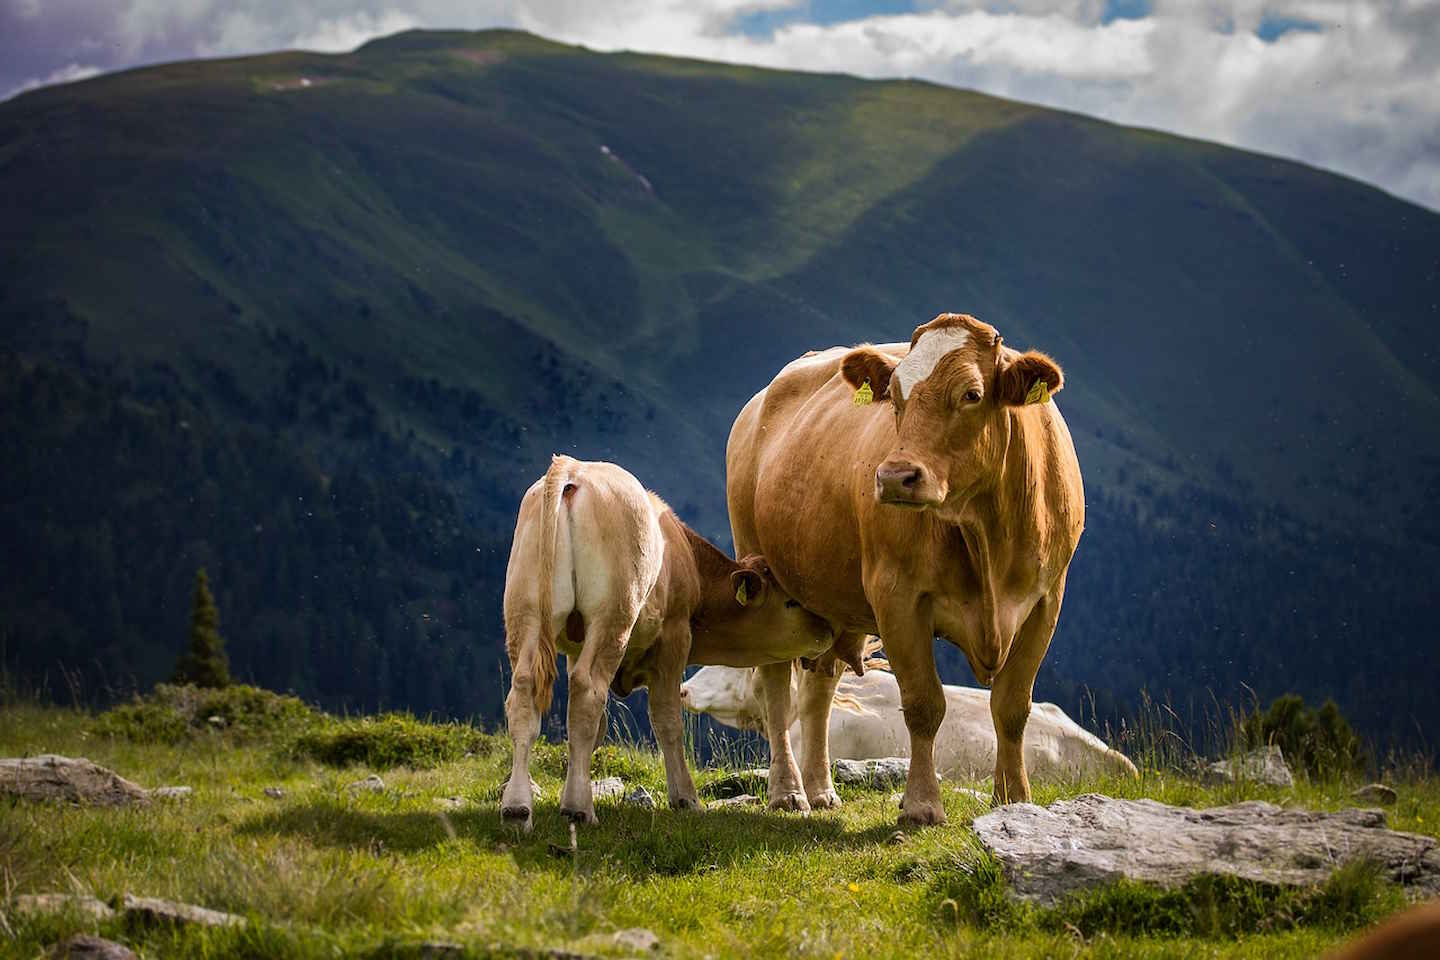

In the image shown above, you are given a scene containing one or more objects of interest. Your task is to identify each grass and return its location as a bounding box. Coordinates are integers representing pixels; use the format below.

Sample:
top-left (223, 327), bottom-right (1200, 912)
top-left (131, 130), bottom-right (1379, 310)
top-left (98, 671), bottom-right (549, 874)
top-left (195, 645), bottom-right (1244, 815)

top-left (2, 695), bottom-right (1437, 959)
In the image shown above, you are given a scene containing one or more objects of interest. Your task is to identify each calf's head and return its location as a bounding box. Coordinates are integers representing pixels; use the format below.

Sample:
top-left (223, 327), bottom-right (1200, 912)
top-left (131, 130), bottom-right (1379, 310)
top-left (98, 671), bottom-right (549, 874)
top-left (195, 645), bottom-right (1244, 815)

top-left (695, 555), bottom-right (835, 663)
top-left (841, 313), bottom-right (1063, 509)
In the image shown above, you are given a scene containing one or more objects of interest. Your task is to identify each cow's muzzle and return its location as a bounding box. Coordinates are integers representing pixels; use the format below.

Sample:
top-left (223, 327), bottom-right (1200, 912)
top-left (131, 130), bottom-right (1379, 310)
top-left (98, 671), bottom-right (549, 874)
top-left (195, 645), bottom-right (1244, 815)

top-left (875, 460), bottom-right (941, 507)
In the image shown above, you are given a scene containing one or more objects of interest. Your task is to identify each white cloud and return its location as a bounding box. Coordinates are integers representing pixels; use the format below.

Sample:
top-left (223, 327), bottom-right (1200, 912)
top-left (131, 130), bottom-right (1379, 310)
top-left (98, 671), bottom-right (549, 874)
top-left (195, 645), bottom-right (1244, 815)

top-left (0, 1), bottom-right (1435, 210)
top-left (5, 62), bottom-right (103, 98)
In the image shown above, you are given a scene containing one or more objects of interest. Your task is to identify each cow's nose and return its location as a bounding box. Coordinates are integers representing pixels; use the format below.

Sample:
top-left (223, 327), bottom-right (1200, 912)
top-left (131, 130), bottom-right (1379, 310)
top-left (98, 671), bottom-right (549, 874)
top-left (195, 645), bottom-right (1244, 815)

top-left (876, 462), bottom-right (923, 501)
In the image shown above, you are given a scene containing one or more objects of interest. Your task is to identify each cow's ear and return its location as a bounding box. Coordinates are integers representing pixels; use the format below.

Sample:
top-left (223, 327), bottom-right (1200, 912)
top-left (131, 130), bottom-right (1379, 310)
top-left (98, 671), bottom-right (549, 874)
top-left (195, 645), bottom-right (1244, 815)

top-left (840, 347), bottom-right (896, 402)
top-left (730, 564), bottom-right (768, 608)
top-left (995, 350), bottom-right (1063, 406)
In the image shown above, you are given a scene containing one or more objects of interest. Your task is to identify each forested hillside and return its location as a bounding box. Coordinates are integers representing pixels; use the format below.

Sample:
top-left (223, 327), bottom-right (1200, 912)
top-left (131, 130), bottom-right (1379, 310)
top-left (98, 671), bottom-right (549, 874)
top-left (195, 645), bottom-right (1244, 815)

top-left (3, 29), bottom-right (1437, 747)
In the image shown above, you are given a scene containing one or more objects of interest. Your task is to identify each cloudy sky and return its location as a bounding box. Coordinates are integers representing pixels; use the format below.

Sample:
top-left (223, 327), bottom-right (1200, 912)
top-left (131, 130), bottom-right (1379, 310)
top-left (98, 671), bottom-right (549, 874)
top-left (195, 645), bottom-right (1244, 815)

top-left (3, 0), bottom-right (1437, 211)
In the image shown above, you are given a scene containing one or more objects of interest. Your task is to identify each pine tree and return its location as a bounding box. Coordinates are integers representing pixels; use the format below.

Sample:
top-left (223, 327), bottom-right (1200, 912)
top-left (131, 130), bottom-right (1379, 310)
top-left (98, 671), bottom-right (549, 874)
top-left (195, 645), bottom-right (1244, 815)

top-left (171, 567), bottom-right (231, 688)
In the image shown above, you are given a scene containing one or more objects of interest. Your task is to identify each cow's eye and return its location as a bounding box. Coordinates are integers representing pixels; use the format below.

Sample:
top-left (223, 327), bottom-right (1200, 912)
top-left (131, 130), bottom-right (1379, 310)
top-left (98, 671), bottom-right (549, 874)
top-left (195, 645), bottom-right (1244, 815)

top-left (963, 389), bottom-right (982, 404)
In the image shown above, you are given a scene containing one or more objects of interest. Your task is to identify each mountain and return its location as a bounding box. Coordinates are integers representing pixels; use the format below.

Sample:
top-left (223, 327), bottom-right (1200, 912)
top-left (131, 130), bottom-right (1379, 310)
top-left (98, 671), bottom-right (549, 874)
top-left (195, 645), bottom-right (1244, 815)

top-left (3, 29), bottom-right (1438, 748)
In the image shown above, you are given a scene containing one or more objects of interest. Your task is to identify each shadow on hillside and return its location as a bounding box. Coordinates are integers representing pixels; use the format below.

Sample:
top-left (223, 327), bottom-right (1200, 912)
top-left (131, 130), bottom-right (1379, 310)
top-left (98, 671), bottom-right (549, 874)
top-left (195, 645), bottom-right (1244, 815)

top-left (236, 796), bottom-right (904, 878)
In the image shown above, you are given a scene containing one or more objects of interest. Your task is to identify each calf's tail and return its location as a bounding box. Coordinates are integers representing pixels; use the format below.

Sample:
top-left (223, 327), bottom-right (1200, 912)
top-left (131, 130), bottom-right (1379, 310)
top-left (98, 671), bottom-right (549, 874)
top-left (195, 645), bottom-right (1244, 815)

top-left (530, 454), bottom-right (572, 716)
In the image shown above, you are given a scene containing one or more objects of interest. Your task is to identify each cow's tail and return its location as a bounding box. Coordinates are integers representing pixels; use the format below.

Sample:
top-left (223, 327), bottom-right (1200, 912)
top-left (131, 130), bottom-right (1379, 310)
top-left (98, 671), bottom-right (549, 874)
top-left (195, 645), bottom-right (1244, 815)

top-left (1107, 747), bottom-right (1140, 780)
top-left (529, 454), bottom-right (572, 717)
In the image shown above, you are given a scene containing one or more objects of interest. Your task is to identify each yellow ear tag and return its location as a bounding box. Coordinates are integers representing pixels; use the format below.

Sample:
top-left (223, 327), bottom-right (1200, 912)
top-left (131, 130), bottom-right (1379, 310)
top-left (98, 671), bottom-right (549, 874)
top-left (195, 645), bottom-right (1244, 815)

top-left (735, 580), bottom-right (749, 606)
top-left (1025, 379), bottom-right (1051, 405)
top-left (852, 380), bottom-right (874, 406)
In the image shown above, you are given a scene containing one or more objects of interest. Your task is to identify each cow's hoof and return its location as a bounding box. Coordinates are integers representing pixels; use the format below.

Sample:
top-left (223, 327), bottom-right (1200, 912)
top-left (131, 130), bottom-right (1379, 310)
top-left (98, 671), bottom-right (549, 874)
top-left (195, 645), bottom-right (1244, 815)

top-left (769, 790), bottom-right (811, 813)
top-left (808, 789), bottom-right (842, 810)
top-left (500, 805), bottom-right (533, 833)
top-left (671, 795), bottom-right (702, 811)
top-left (897, 800), bottom-right (946, 827)
top-left (562, 806), bottom-right (598, 825)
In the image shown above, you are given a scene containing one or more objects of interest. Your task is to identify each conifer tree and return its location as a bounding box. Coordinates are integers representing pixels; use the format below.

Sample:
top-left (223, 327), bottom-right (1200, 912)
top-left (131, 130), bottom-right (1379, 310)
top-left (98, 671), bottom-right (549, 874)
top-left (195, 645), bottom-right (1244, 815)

top-left (171, 567), bottom-right (231, 688)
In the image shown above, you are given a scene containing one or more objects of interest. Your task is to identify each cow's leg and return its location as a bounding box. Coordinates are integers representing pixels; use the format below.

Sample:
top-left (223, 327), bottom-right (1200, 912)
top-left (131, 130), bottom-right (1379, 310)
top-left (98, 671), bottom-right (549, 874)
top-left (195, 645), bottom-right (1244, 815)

top-left (559, 618), bottom-right (631, 824)
top-left (501, 616), bottom-right (543, 831)
top-left (759, 661), bottom-right (808, 812)
top-left (648, 621), bottom-right (700, 810)
top-left (990, 578), bottom-right (1064, 805)
top-left (797, 651), bottom-right (848, 810)
top-left (877, 608), bottom-right (946, 827)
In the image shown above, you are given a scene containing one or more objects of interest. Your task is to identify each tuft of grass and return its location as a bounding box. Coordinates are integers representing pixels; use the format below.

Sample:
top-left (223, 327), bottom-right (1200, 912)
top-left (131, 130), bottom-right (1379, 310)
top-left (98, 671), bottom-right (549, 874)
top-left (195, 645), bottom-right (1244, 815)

top-left (93, 683), bottom-right (322, 745)
top-left (285, 713), bottom-right (488, 769)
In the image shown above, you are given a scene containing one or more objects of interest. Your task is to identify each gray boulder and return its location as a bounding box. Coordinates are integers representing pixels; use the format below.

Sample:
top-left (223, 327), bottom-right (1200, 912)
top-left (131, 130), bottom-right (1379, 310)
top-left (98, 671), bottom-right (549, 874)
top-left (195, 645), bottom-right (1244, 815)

top-left (0, 756), bottom-right (151, 807)
top-left (151, 786), bottom-right (192, 801)
top-left (120, 894), bottom-right (244, 928)
top-left (14, 893), bottom-right (116, 921)
top-left (834, 757), bottom-right (913, 789)
top-left (1352, 783), bottom-right (1399, 806)
top-left (1205, 745), bottom-right (1294, 787)
top-left (347, 774), bottom-right (385, 793)
top-left (974, 793), bottom-right (1440, 905)
top-left (711, 794), bottom-right (762, 808)
top-left (46, 935), bottom-right (138, 960)
top-left (590, 777), bottom-right (625, 801)
top-left (624, 785), bottom-right (656, 809)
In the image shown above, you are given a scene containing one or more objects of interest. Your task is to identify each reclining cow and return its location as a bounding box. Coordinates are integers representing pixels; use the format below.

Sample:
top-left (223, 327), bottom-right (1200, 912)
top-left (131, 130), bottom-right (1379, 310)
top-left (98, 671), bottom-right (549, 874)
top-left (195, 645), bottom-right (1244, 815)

top-left (681, 662), bottom-right (1139, 781)
top-left (501, 455), bottom-right (835, 829)
top-left (727, 313), bottom-right (1085, 824)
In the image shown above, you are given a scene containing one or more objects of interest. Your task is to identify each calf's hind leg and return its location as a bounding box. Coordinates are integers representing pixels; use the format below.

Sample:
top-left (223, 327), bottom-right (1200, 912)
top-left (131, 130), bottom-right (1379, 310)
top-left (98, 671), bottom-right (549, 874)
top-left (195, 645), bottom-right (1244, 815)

top-left (501, 616), bottom-right (543, 831)
top-left (559, 617), bottom-right (632, 824)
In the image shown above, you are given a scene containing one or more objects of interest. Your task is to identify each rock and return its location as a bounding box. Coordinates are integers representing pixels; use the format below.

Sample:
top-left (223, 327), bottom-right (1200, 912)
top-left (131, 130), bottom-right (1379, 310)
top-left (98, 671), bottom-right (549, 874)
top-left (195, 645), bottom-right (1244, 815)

top-left (435, 795), bottom-right (468, 811)
top-left (206, 715), bottom-right (226, 728)
top-left (624, 785), bottom-right (656, 809)
top-left (700, 768), bottom-right (769, 799)
top-left (957, 787), bottom-right (990, 803)
top-left (14, 893), bottom-right (116, 921)
top-left (150, 786), bottom-right (192, 801)
top-left (611, 927), bottom-right (661, 952)
top-left (0, 756), bottom-right (151, 807)
top-left (46, 934), bottom-right (138, 960)
top-left (590, 777), bottom-right (625, 801)
top-left (120, 894), bottom-right (245, 928)
top-left (1204, 745), bottom-right (1294, 788)
top-left (711, 794), bottom-right (762, 808)
top-left (833, 757), bottom-right (913, 789)
top-left (263, 786), bottom-right (286, 800)
top-left (974, 793), bottom-right (1440, 905)
top-left (347, 774), bottom-right (385, 793)
top-left (1353, 783), bottom-right (1399, 806)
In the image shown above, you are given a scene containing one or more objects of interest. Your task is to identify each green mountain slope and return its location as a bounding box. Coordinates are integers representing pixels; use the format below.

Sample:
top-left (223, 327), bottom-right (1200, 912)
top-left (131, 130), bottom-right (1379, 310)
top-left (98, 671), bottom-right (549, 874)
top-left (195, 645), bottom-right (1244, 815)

top-left (3, 30), bottom-right (1437, 744)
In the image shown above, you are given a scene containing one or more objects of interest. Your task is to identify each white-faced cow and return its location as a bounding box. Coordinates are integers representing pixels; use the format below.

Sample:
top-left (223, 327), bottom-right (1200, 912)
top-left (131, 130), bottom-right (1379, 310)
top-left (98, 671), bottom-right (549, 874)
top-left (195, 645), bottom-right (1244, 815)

top-left (680, 663), bottom-right (1138, 781)
top-left (502, 455), bottom-right (834, 829)
top-left (726, 313), bottom-right (1084, 825)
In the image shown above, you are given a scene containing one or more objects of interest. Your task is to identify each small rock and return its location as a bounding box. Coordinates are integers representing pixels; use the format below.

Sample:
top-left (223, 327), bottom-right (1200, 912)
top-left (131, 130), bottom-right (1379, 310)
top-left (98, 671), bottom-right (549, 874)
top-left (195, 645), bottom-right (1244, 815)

top-left (150, 786), bottom-right (192, 801)
top-left (711, 794), bottom-right (761, 808)
top-left (206, 715), bottom-right (226, 728)
top-left (1352, 783), bottom-right (1398, 806)
top-left (1204, 745), bottom-right (1294, 788)
top-left (612, 927), bottom-right (661, 952)
top-left (591, 777), bottom-right (625, 801)
top-left (957, 787), bottom-right (990, 803)
top-left (435, 795), bottom-right (468, 811)
top-left (700, 768), bottom-right (769, 799)
top-left (624, 785), bottom-right (656, 809)
top-left (263, 787), bottom-right (285, 800)
top-left (0, 755), bottom-right (151, 807)
top-left (347, 774), bottom-right (385, 793)
top-left (121, 894), bottom-right (244, 928)
top-left (14, 893), bottom-right (116, 921)
top-left (46, 934), bottom-right (138, 960)
top-left (834, 757), bottom-right (913, 789)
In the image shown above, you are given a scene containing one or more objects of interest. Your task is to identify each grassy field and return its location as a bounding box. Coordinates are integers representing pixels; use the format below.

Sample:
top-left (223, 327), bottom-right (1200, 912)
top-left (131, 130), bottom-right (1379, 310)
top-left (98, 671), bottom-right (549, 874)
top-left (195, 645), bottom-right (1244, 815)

top-left (2, 689), bottom-right (1437, 959)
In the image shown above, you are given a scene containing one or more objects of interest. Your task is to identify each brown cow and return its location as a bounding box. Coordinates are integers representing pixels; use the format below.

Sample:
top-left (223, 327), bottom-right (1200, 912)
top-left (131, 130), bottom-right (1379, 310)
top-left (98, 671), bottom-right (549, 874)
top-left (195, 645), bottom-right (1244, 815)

top-left (726, 313), bottom-right (1084, 825)
top-left (501, 455), bottom-right (834, 829)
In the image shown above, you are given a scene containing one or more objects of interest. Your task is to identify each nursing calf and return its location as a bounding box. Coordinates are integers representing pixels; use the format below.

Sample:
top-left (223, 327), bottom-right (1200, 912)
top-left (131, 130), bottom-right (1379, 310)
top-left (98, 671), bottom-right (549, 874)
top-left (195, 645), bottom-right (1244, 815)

top-left (501, 455), bottom-right (833, 829)
top-left (681, 663), bottom-right (1139, 782)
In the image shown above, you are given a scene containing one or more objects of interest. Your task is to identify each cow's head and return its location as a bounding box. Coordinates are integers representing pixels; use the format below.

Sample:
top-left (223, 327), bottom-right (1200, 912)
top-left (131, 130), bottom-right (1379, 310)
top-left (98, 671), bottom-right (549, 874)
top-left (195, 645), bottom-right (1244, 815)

top-left (680, 666), bottom-right (768, 731)
top-left (840, 313), bottom-right (1063, 509)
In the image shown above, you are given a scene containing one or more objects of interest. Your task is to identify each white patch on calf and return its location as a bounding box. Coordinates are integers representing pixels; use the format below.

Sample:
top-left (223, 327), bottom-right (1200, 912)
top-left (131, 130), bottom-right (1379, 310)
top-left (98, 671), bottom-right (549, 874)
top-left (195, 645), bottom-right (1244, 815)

top-left (893, 328), bottom-right (971, 399)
